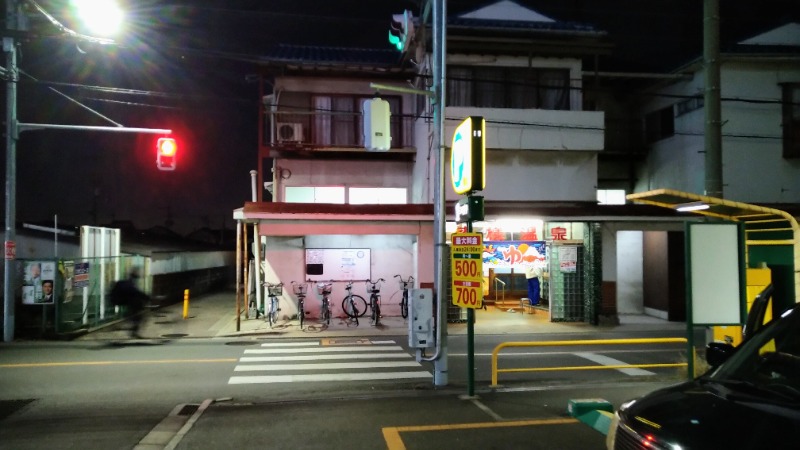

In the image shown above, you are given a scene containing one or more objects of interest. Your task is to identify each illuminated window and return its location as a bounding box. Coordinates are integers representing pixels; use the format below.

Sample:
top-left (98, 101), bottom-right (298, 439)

top-left (285, 186), bottom-right (345, 204)
top-left (349, 187), bottom-right (407, 204)
top-left (597, 189), bottom-right (626, 205)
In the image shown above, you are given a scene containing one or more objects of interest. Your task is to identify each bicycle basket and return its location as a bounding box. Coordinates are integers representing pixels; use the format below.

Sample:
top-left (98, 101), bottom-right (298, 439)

top-left (267, 284), bottom-right (283, 296)
top-left (292, 283), bottom-right (308, 295)
top-left (316, 283), bottom-right (332, 295)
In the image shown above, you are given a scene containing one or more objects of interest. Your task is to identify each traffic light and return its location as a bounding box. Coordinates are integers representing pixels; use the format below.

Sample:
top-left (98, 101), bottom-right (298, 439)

top-left (388, 10), bottom-right (414, 53)
top-left (156, 137), bottom-right (177, 171)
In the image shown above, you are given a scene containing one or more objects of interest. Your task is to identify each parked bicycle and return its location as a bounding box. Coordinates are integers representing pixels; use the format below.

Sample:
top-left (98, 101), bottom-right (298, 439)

top-left (264, 281), bottom-right (283, 328)
top-left (316, 282), bottom-right (333, 325)
top-left (341, 281), bottom-right (367, 326)
top-left (292, 281), bottom-right (310, 330)
top-left (365, 278), bottom-right (385, 326)
top-left (394, 274), bottom-right (414, 319)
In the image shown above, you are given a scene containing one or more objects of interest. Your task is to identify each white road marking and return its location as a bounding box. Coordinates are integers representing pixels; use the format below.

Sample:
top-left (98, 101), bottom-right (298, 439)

top-left (234, 361), bottom-right (422, 371)
top-left (573, 352), bottom-right (655, 376)
top-left (229, 371), bottom-right (432, 384)
top-left (240, 353), bottom-right (412, 362)
top-left (258, 342), bottom-right (320, 347)
top-left (230, 340), bottom-right (430, 385)
top-left (244, 345), bottom-right (403, 354)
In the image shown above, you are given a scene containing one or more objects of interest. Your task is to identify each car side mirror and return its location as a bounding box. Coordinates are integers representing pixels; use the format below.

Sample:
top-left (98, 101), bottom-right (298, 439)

top-left (706, 342), bottom-right (736, 367)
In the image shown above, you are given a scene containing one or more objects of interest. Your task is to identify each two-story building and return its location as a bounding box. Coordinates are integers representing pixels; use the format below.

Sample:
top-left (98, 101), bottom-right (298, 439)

top-left (233, 0), bottom-right (698, 326)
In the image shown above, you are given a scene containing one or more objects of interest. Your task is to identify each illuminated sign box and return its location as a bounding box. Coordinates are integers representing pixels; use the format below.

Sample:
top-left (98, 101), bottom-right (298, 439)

top-left (451, 116), bottom-right (485, 195)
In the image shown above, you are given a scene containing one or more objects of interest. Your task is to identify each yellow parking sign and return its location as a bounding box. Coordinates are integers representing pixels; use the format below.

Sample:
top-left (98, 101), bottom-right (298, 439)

top-left (451, 232), bottom-right (483, 309)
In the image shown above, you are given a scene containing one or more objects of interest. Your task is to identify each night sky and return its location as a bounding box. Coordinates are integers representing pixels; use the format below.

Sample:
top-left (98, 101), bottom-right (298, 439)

top-left (3, 0), bottom-right (796, 235)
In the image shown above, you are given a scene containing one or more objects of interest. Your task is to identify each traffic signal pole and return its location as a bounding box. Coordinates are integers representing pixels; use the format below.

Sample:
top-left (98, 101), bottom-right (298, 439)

top-left (429, 0), bottom-right (448, 387)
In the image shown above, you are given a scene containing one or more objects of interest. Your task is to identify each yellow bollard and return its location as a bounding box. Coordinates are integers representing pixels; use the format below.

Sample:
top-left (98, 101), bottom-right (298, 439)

top-left (183, 289), bottom-right (190, 319)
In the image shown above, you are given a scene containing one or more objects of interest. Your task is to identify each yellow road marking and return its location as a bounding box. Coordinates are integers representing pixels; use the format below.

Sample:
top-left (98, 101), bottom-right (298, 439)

top-left (0, 358), bottom-right (237, 368)
top-left (383, 418), bottom-right (579, 450)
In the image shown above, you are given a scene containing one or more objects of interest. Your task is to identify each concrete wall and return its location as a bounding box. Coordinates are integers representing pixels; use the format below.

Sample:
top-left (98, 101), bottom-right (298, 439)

top-left (635, 59), bottom-right (800, 203)
top-left (262, 234), bottom-right (419, 319)
top-left (616, 230), bottom-right (644, 314)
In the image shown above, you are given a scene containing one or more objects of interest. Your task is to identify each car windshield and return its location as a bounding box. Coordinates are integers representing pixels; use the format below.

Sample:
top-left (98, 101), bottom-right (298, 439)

top-left (706, 305), bottom-right (800, 401)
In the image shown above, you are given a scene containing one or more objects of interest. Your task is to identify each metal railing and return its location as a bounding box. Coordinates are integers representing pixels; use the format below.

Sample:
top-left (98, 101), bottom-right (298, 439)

top-left (491, 337), bottom-right (691, 387)
top-left (493, 278), bottom-right (505, 304)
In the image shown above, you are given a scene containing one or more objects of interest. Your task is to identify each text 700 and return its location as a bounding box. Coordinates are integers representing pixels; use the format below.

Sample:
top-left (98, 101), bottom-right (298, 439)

top-left (454, 286), bottom-right (481, 307)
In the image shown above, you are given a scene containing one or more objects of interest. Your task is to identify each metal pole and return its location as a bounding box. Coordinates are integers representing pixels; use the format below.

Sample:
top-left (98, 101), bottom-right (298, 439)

top-left (704, 0), bottom-right (723, 198)
top-left (236, 220), bottom-right (242, 331)
top-left (250, 170), bottom-right (263, 314)
top-left (3, 1), bottom-right (19, 342)
top-left (466, 220), bottom-right (475, 396)
top-left (428, 0), bottom-right (449, 387)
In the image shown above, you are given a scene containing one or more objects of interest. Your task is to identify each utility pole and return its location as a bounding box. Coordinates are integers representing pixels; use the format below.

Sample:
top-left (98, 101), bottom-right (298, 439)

top-left (3, 0), bottom-right (22, 343)
top-left (704, 0), bottom-right (723, 198)
top-left (430, 0), bottom-right (448, 387)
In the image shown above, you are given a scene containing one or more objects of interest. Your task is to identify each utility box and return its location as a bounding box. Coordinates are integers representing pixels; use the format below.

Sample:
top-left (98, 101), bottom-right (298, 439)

top-left (409, 288), bottom-right (434, 348)
top-left (362, 98), bottom-right (391, 151)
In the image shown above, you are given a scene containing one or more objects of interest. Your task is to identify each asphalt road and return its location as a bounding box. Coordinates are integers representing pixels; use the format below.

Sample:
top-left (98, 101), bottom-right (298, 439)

top-left (0, 333), bottom-right (691, 449)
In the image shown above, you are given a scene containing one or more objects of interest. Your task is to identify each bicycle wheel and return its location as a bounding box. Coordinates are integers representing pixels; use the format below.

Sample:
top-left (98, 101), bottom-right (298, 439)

top-left (269, 298), bottom-right (278, 328)
top-left (298, 299), bottom-right (304, 329)
top-left (322, 300), bottom-right (331, 325)
top-left (401, 292), bottom-right (409, 318)
top-left (342, 295), bottom-right (367, 318)
top-left (371, 296), bottom-right (381, 326)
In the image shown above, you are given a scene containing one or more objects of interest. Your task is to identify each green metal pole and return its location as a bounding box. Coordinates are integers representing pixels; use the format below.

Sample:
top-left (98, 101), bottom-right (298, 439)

top-left (467, 218), bottom-right (475, 396)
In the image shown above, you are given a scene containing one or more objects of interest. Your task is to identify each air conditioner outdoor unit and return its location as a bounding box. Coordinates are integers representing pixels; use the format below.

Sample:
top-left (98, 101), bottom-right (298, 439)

top-left (276, 123), bottom-right (303, 142)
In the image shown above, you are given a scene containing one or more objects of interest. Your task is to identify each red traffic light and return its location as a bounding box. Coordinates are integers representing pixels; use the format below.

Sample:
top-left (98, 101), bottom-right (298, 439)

top-left (156, 137), bottom-right (177, 171)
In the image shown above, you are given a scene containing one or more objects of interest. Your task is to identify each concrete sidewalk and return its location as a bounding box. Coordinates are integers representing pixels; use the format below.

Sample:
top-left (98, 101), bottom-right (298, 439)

top-left (76, 289), bottom-right (685, 341)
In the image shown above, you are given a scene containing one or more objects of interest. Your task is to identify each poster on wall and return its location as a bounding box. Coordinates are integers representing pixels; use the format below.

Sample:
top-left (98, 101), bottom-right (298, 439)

top-left (559, 246), bottom-right (578, 273)
top-left (482, 241), bottom-right (546, 268)
top-left (22, 261), bottom-right (57, 305)
top-left (305, 248), bottom-right (371, 281)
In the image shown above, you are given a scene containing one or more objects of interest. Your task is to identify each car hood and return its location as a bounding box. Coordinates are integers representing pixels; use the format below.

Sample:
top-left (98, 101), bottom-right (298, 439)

top-left (621, 380), bottom-right (800, 449)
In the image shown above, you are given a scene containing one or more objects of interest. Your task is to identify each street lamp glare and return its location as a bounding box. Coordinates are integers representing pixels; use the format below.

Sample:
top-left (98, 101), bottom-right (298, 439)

top-left (72, 0), bottom-right (124, 37)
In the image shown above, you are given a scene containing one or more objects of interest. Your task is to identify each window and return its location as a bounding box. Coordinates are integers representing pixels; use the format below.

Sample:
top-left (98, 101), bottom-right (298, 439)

top-left (645, 106), bottom-right (675, 143)
top-left (311, 95), bottom-right (402, 148)
top-left (783, 83), bottom-right (800, 159)
top-left (446, 66), bottom-right (570, 110)
top-left (285, 186), bottom-right (407, 205)
top-left (597, 189), bottom-right (626, 205)
top-left (349, 187), bottom-right (407, 204)
top-left (285, 186), bottom-right (345, 204)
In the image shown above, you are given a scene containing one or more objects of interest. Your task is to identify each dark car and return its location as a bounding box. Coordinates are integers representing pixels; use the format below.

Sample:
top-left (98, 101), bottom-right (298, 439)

top-left (606, 300), bottom-right (800, 450)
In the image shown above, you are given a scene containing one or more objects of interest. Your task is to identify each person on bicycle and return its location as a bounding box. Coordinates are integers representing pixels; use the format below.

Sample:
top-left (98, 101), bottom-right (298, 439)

top-left (111, 267), bottom-right (151, 338)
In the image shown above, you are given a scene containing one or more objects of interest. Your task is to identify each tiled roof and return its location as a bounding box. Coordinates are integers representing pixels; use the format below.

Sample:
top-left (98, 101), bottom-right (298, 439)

top-left (256, 44), bottom-right (403, 67)
top-left (448, 17), bottom-right (604, 36)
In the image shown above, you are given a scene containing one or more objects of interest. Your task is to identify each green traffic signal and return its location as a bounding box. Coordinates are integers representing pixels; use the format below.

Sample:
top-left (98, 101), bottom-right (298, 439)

top-left (388, 30), bottom-right (403, 51)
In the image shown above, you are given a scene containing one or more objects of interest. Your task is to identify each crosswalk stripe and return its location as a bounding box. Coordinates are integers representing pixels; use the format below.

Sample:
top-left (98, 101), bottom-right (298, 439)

top-left (240, 353), bottom-right (413, 362)
top-left (258, 342), bottom-right (320, 347)
top-left (234, 361), bottom-right (422, 371)
top-left (244, 345), bottom-right (403, 354)
top-left (574, 352), bottom-right (655, 376)
top-left (229, 371), bottom-right (432, 384)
